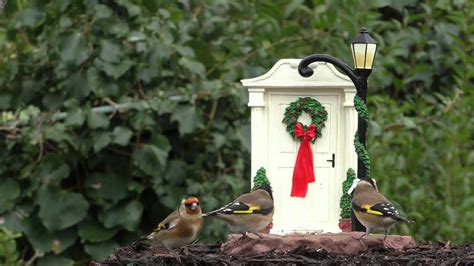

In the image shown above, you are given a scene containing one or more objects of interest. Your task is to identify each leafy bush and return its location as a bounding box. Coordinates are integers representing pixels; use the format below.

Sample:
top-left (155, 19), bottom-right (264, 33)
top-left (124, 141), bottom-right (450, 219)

top-left (0, 0), bottom-right (472, 263)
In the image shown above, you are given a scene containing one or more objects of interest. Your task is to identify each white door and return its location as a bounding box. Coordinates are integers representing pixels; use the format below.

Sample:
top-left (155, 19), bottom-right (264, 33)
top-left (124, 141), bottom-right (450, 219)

top-left (268, 92), bottom-right (340, 234)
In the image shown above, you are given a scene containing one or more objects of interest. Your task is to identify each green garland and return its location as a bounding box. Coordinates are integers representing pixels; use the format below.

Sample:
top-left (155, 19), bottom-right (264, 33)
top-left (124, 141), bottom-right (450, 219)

top-left (340, 95), bottom-right (372, 219)
top-left (340, 168), bottom-right (356, 219)
top-left (281, 97), bottom-right (328, 143)
top-left (354, 95), bottom-right (370, 122)
top-left (354, 132), bottom-right (371, 178)
top-left (353, 94), bottom-right (371, 179)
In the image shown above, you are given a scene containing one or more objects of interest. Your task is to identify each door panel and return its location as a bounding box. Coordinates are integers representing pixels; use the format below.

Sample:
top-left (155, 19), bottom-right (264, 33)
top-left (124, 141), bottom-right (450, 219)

top-left (268, 93), bottom-right (339, 233)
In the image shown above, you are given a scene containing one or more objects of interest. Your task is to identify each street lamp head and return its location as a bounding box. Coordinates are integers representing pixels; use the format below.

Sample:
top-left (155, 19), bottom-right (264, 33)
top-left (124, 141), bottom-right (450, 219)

top-left (351, 27), bottom-right (377, 75)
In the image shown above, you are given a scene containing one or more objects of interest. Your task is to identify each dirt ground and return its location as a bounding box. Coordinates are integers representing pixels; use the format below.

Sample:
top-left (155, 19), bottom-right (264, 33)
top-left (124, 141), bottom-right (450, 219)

top-left (92, 234), bottom-right (474, 265)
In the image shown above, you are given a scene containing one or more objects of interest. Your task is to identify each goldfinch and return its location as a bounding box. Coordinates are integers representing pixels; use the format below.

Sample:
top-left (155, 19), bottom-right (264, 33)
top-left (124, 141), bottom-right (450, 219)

top-left (203, 183), bottom-right (274, 234)
top-left (146, 197), bottom-right (203, 249)
top-left (350, 179), bottom-right (414, 238)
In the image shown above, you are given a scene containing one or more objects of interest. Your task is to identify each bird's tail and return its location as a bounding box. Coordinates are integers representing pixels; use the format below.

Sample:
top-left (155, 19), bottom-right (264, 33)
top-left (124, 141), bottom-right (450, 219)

top-left (202, 204), bottom-right (232, 217)
top-left (394, 215), bottom-right (415, 223)
top-left (142, 232), bottom-right (154, 240)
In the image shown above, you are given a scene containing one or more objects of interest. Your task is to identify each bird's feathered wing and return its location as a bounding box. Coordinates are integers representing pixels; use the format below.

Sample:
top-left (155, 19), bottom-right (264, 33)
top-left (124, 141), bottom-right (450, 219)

top-left (152, 209), bottom-right (180, 232)
top-left (352, 199), bottom-right (414, 223)
top-left (203, 189), bottom-right (273, 217)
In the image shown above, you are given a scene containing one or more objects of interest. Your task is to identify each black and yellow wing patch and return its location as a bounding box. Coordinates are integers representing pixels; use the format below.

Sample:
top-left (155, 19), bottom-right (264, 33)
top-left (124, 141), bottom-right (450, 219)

top-left (153, 224), bottom-right (166, 232)
top-left (218, 201), bottom-right (273, 215)
top-left (353, 202), bottom-right (414, 223)
top-left (353, 202), bottom-right (399, 217)
top-left (153, 219), bottom-right (178, 232)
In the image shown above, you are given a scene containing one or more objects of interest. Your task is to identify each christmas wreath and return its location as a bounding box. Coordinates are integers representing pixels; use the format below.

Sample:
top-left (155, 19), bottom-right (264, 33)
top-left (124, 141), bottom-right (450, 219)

top-left (282, 97), bottom-right (328, 197)
top-left (282, 97), bottom-right (328, 143)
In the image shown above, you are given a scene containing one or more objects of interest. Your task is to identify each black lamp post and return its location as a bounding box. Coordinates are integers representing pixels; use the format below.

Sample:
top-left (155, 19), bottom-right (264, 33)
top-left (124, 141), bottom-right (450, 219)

top-left (297, 27), bottom-right (378, 231)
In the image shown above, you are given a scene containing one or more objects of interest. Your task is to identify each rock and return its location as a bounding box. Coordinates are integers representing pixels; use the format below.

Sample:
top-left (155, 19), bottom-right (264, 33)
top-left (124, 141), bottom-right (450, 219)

top-left (221, 232), bottom-right (417, 255)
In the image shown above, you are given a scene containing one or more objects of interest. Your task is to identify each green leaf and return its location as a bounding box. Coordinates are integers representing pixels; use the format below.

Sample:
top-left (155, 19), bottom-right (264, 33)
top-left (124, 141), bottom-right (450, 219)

top-left (43, 124), bottom-right (75, 146)
top-left (86, 67), bottom-right (120, 97)
top-left (87, 111), bottom-right (110, 129)
top-left (0, 94), bottom-right (12, 109)
top-left (95, 58), bottom-right (133, 79)
top-left (65, 108), bottom-right (86, 126)
top-left (37, 187), bottom-right (89, 231)
top-left (368, 0), bottom-right (391, 8)
top-left (94, 4), bottom-right (113, 19)
top-left (178, 58), bottom-right (206, 77)
top-left (63, 72), bottom-right (91, 100)
top-left (0, 228), bottom-right (20, 262)
top-left (3, 203), bottom-right (32, 232)
top-left (56, 0), bottom-right (72, 12)
top-left (84, 240), bottom-right (119, 260)
top-left (22, 217), bottom-right (77, 253)
top-left (19, 79), bottom-right (41, 103)
top-left (37, 256), bottom-right (74, 266)
top-left (138, 67), bottom-right (159, 83)
top-left (402, 117), bottom-right (417, 129)
top-left (99, 200), bottom-right (143, 231)
top-left (112, 126), bottom-right (133, 146)
top-left (128, 31), bottom-right (146, 42)
top-left (284, 0), bottom-right (304, 18)
top-left (0, 179), bottom-right (20, 213)
top-left (128, 181), bottom-right (144, 193)
top-left (132, 144), bottom-right (169, 175)
top-left (85, 173), bottom-right (129, 205)
top-left (42, 93), bottom-right (64, 111)
top-left (100, 40), bottom-right (122, 63)
top-left (164, 160), bottom-right (187, 185)
top-left (36, 158), bottom-right (71, 185)
top-left (170, 106), bottom-right (204, 136)
top-left (13, 8), bottom-right (46, 28)
top-left (116, 0), bottom-right (142, 17)
top-left (58, 32), bottom-right (91, 67)
top-left (235, 124), bottom-right (251, 152)
top-left (93, 131), bottom-right (112, 152)
top-left (78, 217), bottom-right (118, 243)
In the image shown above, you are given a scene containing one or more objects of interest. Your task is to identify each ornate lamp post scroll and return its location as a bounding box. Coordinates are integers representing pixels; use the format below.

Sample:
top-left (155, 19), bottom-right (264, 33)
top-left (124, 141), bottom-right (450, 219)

top-left (297, 27), bottom-right (378, 231)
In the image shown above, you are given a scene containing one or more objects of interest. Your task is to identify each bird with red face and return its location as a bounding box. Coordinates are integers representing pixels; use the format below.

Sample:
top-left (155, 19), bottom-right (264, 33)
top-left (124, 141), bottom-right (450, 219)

top-left (146, 197), bottom-right (203, 249)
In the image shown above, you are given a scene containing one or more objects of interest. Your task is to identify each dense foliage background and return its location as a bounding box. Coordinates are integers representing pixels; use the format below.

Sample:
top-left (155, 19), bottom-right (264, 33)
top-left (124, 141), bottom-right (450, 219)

top-left (0, 0), bottom-right (472, 264)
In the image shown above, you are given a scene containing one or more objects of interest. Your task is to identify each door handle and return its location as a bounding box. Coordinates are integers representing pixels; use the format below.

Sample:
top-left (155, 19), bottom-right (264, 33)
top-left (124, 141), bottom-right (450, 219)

top-left (327, 153), bottom-right (335, 168)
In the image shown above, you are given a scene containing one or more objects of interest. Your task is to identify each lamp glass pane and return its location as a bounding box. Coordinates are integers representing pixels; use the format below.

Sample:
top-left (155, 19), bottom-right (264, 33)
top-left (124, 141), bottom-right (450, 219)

top-left (352, 43), bottom-right (367, 69)
top-left (364, 43), bottom-right (377, 69)
top-left (351, 45), bottom-right (357, 68)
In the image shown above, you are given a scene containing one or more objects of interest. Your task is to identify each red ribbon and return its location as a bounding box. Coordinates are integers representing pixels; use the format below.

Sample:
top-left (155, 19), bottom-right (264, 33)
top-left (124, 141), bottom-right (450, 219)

top-left (291, 123), bottom-right (316, 197)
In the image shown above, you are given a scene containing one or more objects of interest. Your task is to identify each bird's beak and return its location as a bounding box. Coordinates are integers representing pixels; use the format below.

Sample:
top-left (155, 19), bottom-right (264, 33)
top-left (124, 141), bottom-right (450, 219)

top-left (190, 202), bottom-right (198, 211)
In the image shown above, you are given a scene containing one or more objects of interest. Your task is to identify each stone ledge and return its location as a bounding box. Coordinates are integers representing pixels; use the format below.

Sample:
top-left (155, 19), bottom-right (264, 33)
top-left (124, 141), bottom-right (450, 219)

top-left (221, 232), bottom-right (417, 255)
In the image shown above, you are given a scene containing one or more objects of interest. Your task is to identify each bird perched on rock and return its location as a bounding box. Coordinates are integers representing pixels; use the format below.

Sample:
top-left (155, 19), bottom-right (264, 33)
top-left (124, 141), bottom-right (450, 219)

top-left (349, 179), bottom-right (414, 239)
top-left (146, 197), bottom-right (203, 249)
top-left (203, 167), bottom-right (274, 234)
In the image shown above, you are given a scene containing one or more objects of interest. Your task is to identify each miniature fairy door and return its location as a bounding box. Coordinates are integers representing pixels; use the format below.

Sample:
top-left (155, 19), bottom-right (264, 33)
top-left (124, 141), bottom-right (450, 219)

top-left (241, 59), bottom-right (358, 234)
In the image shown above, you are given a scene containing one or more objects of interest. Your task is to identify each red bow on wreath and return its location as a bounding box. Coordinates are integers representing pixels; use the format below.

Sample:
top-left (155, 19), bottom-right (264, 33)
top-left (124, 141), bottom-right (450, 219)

top-left (291, 122), bottom-right (316, 197)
